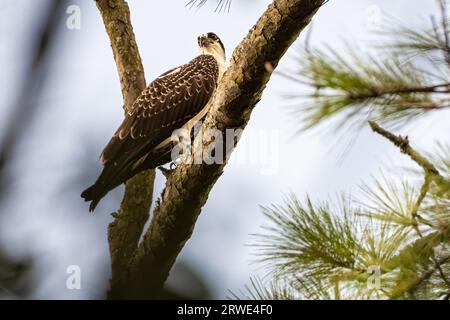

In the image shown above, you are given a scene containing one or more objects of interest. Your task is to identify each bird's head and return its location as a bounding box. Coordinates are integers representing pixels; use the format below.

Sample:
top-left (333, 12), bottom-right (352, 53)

top-left (198, 32), bottom-right (226, 63)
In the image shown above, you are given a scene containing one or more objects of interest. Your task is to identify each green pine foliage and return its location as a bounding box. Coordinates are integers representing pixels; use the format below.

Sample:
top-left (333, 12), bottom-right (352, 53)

top-left (240, 1), bottom-right (450, 300)
top-left (247, 161), bottom-right (449, 299)
top-left (186, 0), bottom-right (232, 12)
top-left (229, 277), bottom-right (297, 300)
top-left (284, 2), bottom-right (450, 132)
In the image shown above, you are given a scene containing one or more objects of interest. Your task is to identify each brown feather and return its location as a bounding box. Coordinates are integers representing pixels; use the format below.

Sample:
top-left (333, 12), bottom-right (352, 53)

top-left (84, 54), bottom-right (219, 210)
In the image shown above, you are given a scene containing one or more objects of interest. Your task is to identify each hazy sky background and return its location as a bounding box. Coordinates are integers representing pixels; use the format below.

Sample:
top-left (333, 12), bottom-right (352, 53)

top-left (0, 0), bottom-right (449, 299)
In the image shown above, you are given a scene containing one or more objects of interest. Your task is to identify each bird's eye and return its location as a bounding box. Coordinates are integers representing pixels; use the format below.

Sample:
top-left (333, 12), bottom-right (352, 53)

top-left (207, 32), bottom-right (218, 40)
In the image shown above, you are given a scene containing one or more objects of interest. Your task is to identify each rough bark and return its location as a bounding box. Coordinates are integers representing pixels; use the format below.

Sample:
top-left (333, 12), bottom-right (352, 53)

top-left (94, 0), bottom-right (155, 298)
top-left (108, 0), bottom-right (326, 299)
top-left (95, 0), bottom-right (146, 107)
top-left (107, 171), bottom-right (155, 295)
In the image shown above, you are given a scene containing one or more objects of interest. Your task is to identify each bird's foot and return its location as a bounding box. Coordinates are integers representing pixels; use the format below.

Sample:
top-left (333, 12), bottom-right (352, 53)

top-left (169, 161), bottom-right (177, 171)
top-left (158, 165), bottom-right (175, 179)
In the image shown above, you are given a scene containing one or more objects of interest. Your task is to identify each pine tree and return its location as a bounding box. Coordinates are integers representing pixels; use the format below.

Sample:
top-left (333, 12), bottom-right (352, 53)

top-left (242, 1), bottom-right (450, 300)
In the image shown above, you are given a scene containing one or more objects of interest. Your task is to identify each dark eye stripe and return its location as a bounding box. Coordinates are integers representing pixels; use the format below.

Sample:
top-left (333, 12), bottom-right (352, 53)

top-left (207, 32), bottom-right (218, 40)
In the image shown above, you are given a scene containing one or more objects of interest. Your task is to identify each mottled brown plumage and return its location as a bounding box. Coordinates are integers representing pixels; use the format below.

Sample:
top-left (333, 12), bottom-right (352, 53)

top-left (101, 54), bottom-right (218, 167)
top-left (81, 39), bottom-right (223, 211)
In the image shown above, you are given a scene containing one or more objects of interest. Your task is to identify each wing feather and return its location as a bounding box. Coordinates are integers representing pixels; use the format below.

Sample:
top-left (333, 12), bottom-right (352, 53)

top-left (100, 54), bottom-right (219, 171)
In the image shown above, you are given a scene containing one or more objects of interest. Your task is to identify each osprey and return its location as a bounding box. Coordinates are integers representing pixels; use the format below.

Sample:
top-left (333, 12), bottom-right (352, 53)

top-left (81, 32), bottom-right (226, 211)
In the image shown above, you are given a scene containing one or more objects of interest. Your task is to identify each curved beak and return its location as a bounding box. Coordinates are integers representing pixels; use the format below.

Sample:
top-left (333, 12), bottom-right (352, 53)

top-left (198, 34), bottom-right (210, 47)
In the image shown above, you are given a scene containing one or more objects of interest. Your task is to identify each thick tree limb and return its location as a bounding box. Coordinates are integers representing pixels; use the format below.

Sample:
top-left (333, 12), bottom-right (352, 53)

top-left (94, 0), bottom-right (155, 297)
top-left (96, 0), bottom-right (146, 108)
top-left (107, 171), bottom-right (155, 293)
top-left (108, 0), bottom-right (326, 299)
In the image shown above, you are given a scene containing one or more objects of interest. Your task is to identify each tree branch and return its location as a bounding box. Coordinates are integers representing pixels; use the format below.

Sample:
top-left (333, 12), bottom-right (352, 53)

top-left (393, 99), bottom-right (450, 110)
top-left (108, 0), bottom-right (326, 299)
top-left (370, 121), bottom-right (450, 299)
top-left (94, 0), bottom-right (156, 298)
top-left (347, 83), bottom-right (450, 99)
top-left (95, 0), bottom-right (146, 108)
top-left (405, 255), bottom-right (450, 299)
top-left (107, 171), bottom-right (155, 293)
top-left (437, 0), bottom-right (450, 66)
top-left (319, 83), bottom-right (450, 110)
top-left (369, 121), bottom-right (444, 183)
top-left (369, 121), bottom-right (444, 227)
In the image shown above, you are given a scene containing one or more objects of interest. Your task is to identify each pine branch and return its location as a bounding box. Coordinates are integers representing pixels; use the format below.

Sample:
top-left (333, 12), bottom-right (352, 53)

top-left (253, 195), bottom-right (365, 294)
top-left (426, 143), bottom-right (450, 198)
top-left (295, 48), bottom-right (449, 129)
top-left (369, 121), bottom-right (444, 183)
top-left (369, 121), bottom-right (448, 226)
top-left (344, 83), bottom-right (450, 103)
top-left (437, 0), bottom-right (450, 66)
top-left (186, 0), bottom-right (232, 12)
top-left (252, 194), bottom-right (414, 299)
top-left (391, 254), bottom-right (450, 299)
top-left (359, 175), bottom-right (425, 228)
top-left (369, 121), bottom-right (450, 298)
top-left (229, 277), bottom-right (297, 300)
top-left (284, 4), bottom-right (450, 133)
top-left (107, 0), bottom-right (327, 299)
top-left (381, 3), bottom-right (450, 69)
top-left (94, 0), bottom-right (156, 298)
top-left (368, 122), bottom-right (450, 221)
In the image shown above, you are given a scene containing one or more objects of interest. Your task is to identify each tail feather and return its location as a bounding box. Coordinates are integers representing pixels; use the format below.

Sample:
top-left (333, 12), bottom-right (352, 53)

top-left (81, 183), bottom-right (106, 212)
top-left (81, 144), bottom-right (174, 212)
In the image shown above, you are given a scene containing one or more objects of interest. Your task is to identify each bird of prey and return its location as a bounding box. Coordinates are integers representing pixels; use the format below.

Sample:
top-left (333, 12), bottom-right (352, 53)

top-left (81, 32), bottom-right (226, 211)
